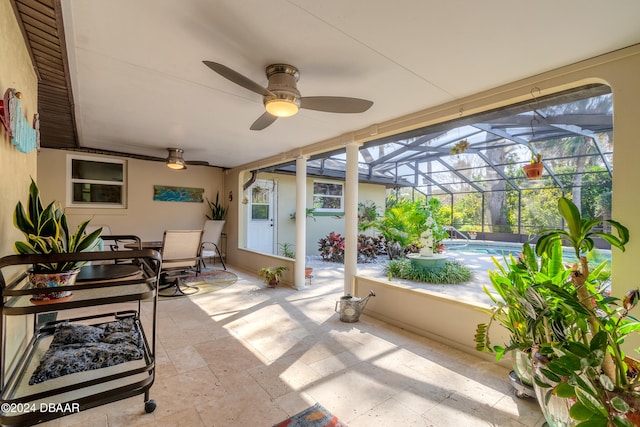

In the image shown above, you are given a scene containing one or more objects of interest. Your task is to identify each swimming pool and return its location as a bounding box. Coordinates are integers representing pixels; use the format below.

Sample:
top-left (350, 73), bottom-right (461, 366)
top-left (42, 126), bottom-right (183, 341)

top-left (445, 240), bottom-right (525, 256)
top-left (443, 239), bottom-right (611, 262)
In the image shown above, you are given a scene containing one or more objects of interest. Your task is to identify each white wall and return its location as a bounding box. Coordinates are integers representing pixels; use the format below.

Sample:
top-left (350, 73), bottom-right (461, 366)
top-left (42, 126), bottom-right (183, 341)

top-left (250, 172), bottom-right (386, 256)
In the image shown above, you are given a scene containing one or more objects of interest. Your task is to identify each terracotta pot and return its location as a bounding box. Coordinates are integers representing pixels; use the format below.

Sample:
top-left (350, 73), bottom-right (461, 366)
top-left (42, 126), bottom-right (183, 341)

top-left (625, 411), bottom-right (640, 426)
top-left (523, 163), bottom-right (544, 179)
top-left (28, 268), bottom-right (80, 303)
top-left (305, 267), bottom-right (313, 278)
top-left (267, 278), bottom-right (278, 288)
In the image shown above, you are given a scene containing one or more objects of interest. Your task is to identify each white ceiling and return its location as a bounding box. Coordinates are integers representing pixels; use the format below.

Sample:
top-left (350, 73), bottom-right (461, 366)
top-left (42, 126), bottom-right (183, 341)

top-left (60, 0), bottom-right (640, 169)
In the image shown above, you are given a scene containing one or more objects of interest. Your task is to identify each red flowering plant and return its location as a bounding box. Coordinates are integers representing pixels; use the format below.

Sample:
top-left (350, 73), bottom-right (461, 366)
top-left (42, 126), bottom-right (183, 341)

top-left (318, 232), bottom-right (384, 263)
top-left (318, 232), bottom-right (345, 263)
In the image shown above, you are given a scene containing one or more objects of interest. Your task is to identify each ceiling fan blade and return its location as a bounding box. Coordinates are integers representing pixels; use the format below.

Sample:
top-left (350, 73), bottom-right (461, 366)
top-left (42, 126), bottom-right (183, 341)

top-left (250, 112), bottom-right (277, 131)
top-left (203, 61), bottom-right (273, 97)
top-left (186, 160), bottom-right (210, 166)
top-left (300, 96), bottom-right (373, 113)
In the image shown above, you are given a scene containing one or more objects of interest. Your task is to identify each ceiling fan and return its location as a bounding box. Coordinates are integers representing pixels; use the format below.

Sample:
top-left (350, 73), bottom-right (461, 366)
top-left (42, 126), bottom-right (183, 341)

top-left (203, 61), bottom-right (374, 130)
top-left (165, 148), bottom-right (209, 170)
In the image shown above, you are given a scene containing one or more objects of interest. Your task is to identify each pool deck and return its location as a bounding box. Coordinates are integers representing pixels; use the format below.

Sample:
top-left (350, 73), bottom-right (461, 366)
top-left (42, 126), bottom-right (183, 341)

top-left (307, 243), bottom-right (504, 306)
top-left (311, 239), bottom-right (612, 306)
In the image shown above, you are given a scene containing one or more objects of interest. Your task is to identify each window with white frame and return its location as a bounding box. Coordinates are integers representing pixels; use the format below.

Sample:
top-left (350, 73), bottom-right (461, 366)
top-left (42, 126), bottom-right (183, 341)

top-left (313, 181), bottom-right (344, 212)
top-left (68, 155), bottom-right (126, 208)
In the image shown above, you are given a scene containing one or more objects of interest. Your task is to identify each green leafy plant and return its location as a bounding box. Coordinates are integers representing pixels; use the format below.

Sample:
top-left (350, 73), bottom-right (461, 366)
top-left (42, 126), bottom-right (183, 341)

top-left (531, 196), bottom-right (638, 425)
top-left (357, 201), bottom-right (380, 232)
top-left (474, 242), bottom-right (572, 360)
top-left (13, 178), bottom-right (102, 272)
top-left (385, 259), bottom-right (471, 284)
top-left (206, 191), bottom-right (227, 220)
top-left (279, 242), bottom-right (295, 259)
top-left (374, 198), bottom-right (448, 259)
top-left (528, 142), bottom-right (543, 164)
top-left (450, 139), bottom-right (470, 155)
top-left (289, 208), bottom-right (316, 222)
top-left (258, 266), bottom-right (287, 286)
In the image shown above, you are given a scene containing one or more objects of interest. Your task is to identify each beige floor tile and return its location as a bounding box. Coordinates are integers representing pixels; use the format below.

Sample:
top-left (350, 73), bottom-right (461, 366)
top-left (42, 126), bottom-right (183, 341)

top-left (27, 264), bottom-right (545, 427)
top-left (165, 344), bottom-right (208, 374)
top-left (247, 354), bottom-right (323, 399)
top-left (193, 336), bottom-right (265, 376)
top-left (347, 396), bottom-right (428, 427)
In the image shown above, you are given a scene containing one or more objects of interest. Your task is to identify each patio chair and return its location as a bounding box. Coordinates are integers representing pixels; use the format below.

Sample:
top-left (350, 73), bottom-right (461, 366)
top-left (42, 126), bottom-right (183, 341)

top-left (201, 220), bottom-right (226, 270)
top-left (159, 229), bottom-right (204, 297)
top-left (85, 225), bottom-right (142, 264)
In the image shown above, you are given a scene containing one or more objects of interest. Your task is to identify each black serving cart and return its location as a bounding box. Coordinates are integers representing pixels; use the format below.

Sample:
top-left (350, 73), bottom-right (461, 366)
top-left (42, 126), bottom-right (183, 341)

top-left (0, 249), bottom-right (161, 426)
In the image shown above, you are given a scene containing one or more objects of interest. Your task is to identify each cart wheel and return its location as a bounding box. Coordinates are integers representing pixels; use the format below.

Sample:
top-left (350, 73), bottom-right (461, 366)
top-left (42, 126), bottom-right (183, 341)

top-left (144, 399), bottom-right (156, 413)
top-left (513, 389), bottom-right (530, 399)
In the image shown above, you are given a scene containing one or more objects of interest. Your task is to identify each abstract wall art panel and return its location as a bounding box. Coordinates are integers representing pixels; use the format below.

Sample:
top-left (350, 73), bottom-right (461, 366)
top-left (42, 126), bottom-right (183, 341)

top-left (153, 185), bottom-right (204, 202)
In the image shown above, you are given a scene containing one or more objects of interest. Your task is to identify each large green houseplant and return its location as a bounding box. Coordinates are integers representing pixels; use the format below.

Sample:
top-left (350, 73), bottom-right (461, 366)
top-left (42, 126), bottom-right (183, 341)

top-left (531, 197), bottom-right (639, 426)
top-left (14, 179), bottom-right (103, 271)
top-left (475, 241), bottom-right (572, 391)
top-left (13, 179), bottom-right (103, 301)
top-left (476, 196), bottom-right (639, 426)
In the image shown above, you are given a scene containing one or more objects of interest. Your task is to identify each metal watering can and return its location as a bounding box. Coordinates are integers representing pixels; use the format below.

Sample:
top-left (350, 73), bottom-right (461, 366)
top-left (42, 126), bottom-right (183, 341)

top-left (335, 290), bottom-right (376, 323)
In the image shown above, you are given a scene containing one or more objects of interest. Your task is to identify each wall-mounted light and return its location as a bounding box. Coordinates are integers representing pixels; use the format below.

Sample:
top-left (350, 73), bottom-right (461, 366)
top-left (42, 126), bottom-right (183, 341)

top-left (166, 148), bottom-right (187, 170)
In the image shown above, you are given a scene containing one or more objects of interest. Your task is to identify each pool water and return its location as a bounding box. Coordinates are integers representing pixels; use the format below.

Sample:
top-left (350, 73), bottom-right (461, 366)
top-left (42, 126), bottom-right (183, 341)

top-left (443, 239), bottom-right (611, 262)
top-left (445, 240), bottom-right (523, 257)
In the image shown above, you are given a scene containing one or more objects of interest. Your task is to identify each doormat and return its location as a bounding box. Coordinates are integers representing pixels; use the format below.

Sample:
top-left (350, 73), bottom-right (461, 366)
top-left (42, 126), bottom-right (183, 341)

top-left (158, 269), bottom-right (237, 299)
top-left (273, 403), bottom-right (348, 427)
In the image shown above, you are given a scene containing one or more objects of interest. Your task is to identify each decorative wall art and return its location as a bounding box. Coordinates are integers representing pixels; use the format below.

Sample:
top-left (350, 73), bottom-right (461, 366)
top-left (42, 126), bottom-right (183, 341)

top-left (153, 185), bottom-right (204, 203)
top-left (0, 88), bottom-right (39, 153)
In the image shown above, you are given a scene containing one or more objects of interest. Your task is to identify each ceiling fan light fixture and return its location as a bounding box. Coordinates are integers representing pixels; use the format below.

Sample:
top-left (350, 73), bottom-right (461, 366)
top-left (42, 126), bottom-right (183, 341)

top-left (166, 148), bottom-right (187, 170)
top-left (265, 95), bottom-right (300, 117)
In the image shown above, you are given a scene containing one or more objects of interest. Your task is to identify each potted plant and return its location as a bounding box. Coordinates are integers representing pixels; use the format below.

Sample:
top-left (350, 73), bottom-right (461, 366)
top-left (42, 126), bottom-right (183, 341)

top-left (206, 191), bottom-right (227, 221)
top-left (258, 266), bottom-right (287, 288)
top-left (279, 243), bottom-right (313, 278)
top-left (530, 196), bottom-right (639, 426)
top-left (13, 178), bottom-right (103, 302)
top-left (475, 241), bottom-right (572, 397)
top-left (523, 144), bottom-right (544, 179)
top-left (450, 139), bottom-right (470, 155)
top-left (476, 197), bottom-right (639, 426)
top-left (468, 231), bottom-right (478, 240)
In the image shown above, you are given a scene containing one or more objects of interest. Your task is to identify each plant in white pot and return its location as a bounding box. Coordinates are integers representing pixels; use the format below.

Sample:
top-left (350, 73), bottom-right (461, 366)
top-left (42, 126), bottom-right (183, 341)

top-left (13, 178), bottom-right (102, 302)
top-left (202, 191), bottom-right (228, 268)
top-left (205, 191), bottom-right (227, 221)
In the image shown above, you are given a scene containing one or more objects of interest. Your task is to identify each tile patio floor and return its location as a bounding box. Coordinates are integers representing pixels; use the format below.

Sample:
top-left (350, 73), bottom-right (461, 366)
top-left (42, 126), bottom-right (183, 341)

top-left (38, 262), bottom-right (545, 427)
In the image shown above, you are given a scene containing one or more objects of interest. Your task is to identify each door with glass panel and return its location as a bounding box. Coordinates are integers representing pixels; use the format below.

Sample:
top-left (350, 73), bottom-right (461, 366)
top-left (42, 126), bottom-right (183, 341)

top-left (246, 179), bottom-right (276, 254)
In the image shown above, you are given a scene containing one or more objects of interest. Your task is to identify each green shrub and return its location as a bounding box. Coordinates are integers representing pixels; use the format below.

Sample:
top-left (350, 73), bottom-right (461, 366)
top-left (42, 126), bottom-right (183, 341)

top-left (384, 259), bottom-right (472, 284)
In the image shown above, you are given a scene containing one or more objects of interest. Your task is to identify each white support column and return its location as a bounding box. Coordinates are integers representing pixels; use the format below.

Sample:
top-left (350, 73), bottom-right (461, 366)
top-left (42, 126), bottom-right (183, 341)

top-left (294, 155), bottom-right (308, 290)
top-left (344, 141), bottom-right (361, 295)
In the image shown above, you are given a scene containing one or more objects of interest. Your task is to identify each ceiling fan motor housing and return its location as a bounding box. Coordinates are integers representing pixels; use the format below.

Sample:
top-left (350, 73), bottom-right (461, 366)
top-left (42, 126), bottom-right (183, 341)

top-left (264, 64), bottom-right (301, 107)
